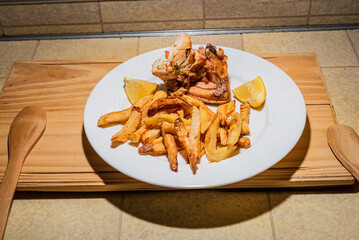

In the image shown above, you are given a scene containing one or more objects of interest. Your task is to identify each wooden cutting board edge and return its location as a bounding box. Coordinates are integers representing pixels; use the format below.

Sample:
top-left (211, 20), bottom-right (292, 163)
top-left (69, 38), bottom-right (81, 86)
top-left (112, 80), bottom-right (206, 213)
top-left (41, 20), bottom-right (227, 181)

top-left (0, 53), bottom-right (355, 191)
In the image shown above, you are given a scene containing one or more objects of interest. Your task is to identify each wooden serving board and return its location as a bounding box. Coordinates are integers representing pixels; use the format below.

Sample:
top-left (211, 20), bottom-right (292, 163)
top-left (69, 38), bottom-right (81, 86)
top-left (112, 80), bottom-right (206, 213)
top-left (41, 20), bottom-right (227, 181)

top-left (0, 54), bottom-right (354, 191)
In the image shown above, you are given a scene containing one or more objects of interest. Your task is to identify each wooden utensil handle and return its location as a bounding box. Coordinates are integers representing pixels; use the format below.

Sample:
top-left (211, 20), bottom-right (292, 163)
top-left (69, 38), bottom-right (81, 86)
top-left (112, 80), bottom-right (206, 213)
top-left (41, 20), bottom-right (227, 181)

top-left (0, 156), bottom-right (24, 239)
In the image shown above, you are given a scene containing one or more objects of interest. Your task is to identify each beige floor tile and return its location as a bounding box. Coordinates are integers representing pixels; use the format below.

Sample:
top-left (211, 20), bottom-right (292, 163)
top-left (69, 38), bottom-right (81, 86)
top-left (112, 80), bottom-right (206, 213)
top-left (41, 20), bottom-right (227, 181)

top-left (119, 190), bottom-right (273, 240)
top-left (103, 21), bottom-right (203, 33)
top-left (206, 17), bottom-right (307, 29)
top-left (309, 15), bottom-right (359, 25)
top-left (347, 29), bottom-right (359, 56)
top-left (270, 190), bottom-right (359, 240)
top-left (321, 67), bottom-right (359, 134)
top-left (139, 34), bottom-right (243, 54)
top-left (0, 40), bottom-right (38, 77)
top-left (242, 31), bottom-right (358, 67)
top-left (4, 192), bottom-right (121, 240)
top-left (4, 24), bottom-right (102, 36)
top-left (191, 34), bottom-right (243, 49)
top-left (34, 38), bottom-right (139, 60)
top-left (100, 0), bottom-right (203, 23)
top-left (139, 36), bottom-right (178, 54)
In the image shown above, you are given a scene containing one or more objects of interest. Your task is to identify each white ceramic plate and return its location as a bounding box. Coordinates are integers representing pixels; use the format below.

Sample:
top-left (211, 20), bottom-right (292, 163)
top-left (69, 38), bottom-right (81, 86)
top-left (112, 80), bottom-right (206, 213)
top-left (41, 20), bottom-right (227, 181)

top-left (84, 46), bottom-right (306, 189)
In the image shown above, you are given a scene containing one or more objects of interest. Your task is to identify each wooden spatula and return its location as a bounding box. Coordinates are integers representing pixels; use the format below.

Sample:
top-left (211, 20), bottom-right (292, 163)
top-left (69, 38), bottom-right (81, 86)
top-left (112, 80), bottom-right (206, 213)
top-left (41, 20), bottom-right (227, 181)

top-left (327, 124), bottom-right (359, 181)
top-left (0, 106), bottom-right (46, 239)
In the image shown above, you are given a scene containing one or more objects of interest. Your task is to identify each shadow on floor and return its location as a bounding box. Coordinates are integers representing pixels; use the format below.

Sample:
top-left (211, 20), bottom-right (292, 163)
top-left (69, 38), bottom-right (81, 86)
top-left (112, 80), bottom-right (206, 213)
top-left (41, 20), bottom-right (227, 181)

top-left (14, 114), bottom-right (357, 229)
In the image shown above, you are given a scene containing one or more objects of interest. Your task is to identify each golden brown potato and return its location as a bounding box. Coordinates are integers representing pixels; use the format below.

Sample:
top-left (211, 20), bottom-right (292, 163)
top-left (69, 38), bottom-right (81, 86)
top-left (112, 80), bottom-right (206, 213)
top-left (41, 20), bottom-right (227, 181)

top-left (133, 94), bottom-right (154, 108)
top-left (138, 142), bottom-right (167, 155)
top-left (199, 105), bottom-right (213, 134)
top-left (97, 107), bottom-right (132, 127)
top-left (141, 128), bottom-right (161, 144)
top-left (129, 125), bottom-right (148, 143)
top-left (240, 102), bottom-right (250, 134)
top-left (227, 112), bottom-right (242, 146)
top-left (217, 100), bottom-right (235, 125)
top-left (140, 91), bottom-right (168, 118)
top-left (205, 112), bottom-right (237, 162)
top-left (175, 118), bottom-right (198, 173)
top-left (182, 95), bottom-right (215, 117)
top-left (144, 113), bottom-right (191, 126)
top-left (112, 107), bottom-right (142, 142)
top-left (205, 113), bottom-right (221, 158)
top-left (162, 125), bottom-right (178, 172)
top-left (218, 127), bottom-right (228, 146)
top-left (238, 137), bottom-right (251, 148)
top-left (188, 105), bottom-right (201, 161)
top-left (161, 122), bottom-right (177, 135)
top-left (147, 96), bottom-right (192, 116)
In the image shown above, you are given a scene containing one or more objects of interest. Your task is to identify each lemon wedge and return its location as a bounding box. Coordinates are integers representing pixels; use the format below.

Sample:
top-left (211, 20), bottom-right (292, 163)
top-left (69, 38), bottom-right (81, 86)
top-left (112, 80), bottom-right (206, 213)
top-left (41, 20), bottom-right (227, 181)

top-left (232, 76), bottom-right (266, 108)
top-left (124, 77), bottom-right (158, 104)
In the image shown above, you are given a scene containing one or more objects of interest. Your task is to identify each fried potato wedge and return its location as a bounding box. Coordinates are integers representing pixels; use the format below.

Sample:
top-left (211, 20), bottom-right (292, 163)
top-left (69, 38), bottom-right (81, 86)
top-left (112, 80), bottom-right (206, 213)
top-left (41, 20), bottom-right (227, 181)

top-left (152, 136), bottom-right (164, 144)
top-left (189, 106), bottom-right (201, 161)
top-left (129, 124), bottom-right (148, 143)
top-left (147, 96), bottom-right (192, 116)
top-left (207, 145), bottom-right (238, 162)
top-left (177, 108), bottom-right (185, 118)
top-left (240, 102), bottom-right (250, 135)
top-left (218, 127), bottom-right (228, 146)
top-left (144, 113), bottom-right (191, 126)
top-left (161, 121), bottom-right (177, 135)
top-left (175, 118), bottom-right (198, 173)
top-left (217, 100), bottom-right (235, 125)
top-left (133, 94), bottom-right (153, 108)
top-left (182, 95), bottom-right (215, 117)
top-left (112, 107), bottom-right (142, 142)
top-left (140, 91), bottom-right (167, 118)
top-left (205, 113), bottom-right (221, 158)
top-left (227, 112), bottom-right (242, 146)
top-left (199, 105), bottom-right (213, 134)
top-left (238, 136), bottom-right (251, 148)
top-left (204, 112), bottom-right (238, 161)
top-left (97, 107), bottom-right (132, 127)
top-left (138, 142), bottom-right (167, 156)
top-left (162, 125), bottom-right (178, 172)
top-left (141, 128), bottom-right (161, 144)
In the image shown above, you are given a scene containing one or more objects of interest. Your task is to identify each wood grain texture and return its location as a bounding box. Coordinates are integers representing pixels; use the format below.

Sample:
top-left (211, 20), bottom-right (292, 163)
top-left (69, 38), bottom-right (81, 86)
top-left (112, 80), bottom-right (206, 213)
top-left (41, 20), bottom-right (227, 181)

top-left (0, 54), bottom-right (354, 191)
top-left (0, 106), bottom-right (46, 238)
top-left (327, 124), bottom-right (359, 181)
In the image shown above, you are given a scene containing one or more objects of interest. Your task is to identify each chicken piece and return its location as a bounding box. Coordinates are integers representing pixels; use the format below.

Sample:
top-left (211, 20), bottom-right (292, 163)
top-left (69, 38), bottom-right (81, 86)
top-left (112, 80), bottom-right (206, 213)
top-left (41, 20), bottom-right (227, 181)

top-left (152, 35), bottom-right (230, 104)
top-left (187, 44), bottom-right (230, 104)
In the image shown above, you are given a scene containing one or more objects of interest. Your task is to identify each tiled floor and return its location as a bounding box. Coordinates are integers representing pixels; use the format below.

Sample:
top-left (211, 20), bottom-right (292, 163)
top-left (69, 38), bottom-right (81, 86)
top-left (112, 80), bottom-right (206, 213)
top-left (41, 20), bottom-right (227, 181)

top-left (1, 30), bottom-right (359, 239)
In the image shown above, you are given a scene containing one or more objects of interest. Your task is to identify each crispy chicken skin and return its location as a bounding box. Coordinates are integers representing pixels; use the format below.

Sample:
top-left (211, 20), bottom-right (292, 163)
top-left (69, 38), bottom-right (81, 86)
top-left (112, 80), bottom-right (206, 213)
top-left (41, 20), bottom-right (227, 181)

top-left (152, 34), bottom-right (230, 104)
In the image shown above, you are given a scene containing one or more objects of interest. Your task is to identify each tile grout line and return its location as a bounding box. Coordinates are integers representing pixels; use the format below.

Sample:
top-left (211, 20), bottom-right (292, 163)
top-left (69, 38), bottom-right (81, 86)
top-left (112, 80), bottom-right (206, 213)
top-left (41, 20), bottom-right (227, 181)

top-left (97, 0), bottom-right (104, 33)
top-left (136, 37), bottom-right (141, 56)
top-left (241, 33), bottom-right (246, 51)
top-left (345, 30), bottom-right (359, 63)
top-left (306, 0), bottom-right (313, 25)
top-left (31, 40), bottom-right (40, 60)
top-left (266, 192), bottom-right (278, 240)
top-left (321, 65), bottom-right (359, 68)
top-left (117, 192), bottom-right (126, 240)
top-left (202, 0), bottom-right (206, 29)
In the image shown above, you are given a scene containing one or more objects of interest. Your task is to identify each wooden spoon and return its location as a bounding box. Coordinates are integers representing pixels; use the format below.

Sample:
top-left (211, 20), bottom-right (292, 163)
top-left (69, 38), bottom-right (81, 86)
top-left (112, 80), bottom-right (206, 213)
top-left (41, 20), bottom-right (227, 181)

top-left (0, 105), bottom-right (46, 239)
top-left (327, 124), bottom-right (359, 181)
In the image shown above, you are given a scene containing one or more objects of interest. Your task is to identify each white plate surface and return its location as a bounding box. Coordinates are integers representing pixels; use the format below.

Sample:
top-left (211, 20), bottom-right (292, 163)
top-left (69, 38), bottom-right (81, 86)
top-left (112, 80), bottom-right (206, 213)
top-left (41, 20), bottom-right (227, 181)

top-left (84, 46), bottom-right (306, 189)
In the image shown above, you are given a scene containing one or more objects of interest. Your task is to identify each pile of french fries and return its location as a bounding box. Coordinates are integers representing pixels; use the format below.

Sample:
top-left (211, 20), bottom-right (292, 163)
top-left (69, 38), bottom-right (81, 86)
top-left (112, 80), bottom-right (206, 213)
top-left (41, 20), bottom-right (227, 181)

top-left (97, 90), bottom-right (251, 173)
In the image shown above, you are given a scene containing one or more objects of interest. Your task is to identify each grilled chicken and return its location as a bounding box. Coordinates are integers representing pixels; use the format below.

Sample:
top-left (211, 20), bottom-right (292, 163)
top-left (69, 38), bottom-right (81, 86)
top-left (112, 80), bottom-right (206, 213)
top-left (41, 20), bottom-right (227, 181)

top-left (152, 34), bottom-right (230, 104)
